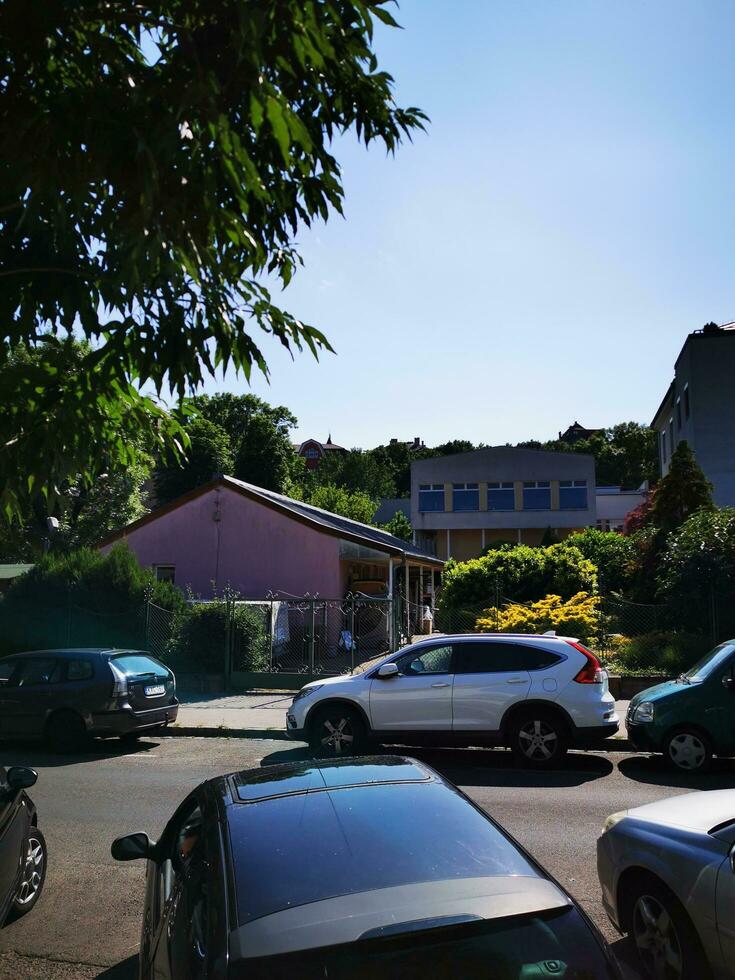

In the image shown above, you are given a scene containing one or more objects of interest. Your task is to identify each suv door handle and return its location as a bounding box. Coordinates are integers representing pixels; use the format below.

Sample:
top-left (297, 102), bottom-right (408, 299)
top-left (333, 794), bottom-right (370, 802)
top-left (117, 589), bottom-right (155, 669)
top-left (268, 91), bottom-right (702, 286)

top-left (506, 678), bottom-right (526, 684)
top-left (431, 682), bottom-right (450, 688)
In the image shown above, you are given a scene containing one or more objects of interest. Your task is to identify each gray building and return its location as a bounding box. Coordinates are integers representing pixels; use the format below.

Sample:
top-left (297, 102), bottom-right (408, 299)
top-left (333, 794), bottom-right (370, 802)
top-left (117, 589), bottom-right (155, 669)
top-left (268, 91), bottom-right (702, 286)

top-left (411, 447), bottom-right (596, 560)
top-left (651, 322), bottom-right (735, 507)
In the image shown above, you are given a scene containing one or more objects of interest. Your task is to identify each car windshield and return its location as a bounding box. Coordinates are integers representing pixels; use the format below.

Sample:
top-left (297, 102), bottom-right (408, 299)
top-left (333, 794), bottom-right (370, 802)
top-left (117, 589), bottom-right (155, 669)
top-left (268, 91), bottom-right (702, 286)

top-left (110, 653), bottom-right (169, 677)
top-left (233, 907), bottom-right (616, 980)
top-left (230, 780), bottom-right (536, 926)
top-left (682, 642), bottom-right (735, 682)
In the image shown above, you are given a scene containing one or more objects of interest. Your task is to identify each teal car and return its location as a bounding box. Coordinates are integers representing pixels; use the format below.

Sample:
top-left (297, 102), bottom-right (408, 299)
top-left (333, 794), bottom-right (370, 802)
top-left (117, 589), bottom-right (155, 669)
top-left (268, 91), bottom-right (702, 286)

top-left (627, 640), bottom-right (735, 771)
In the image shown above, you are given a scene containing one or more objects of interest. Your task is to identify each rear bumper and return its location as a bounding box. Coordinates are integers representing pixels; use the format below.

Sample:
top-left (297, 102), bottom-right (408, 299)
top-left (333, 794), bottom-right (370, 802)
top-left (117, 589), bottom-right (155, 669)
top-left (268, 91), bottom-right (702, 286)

top-left (91, 703), bottom-right (179, 736)
top-left (571, 722), bottom-right (620, 747)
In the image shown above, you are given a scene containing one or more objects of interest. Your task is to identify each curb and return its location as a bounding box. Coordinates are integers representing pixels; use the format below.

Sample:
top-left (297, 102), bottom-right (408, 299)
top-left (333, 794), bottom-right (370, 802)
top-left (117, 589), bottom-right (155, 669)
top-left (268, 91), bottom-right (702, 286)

top-left (163, 727), bottom-right (633, 753)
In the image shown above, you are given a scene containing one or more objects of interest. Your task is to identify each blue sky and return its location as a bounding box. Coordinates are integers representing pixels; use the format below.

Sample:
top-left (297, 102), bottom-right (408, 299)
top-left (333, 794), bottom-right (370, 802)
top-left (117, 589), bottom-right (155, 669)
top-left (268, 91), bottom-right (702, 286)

top-left (205, 0), bottom-right (735, 448)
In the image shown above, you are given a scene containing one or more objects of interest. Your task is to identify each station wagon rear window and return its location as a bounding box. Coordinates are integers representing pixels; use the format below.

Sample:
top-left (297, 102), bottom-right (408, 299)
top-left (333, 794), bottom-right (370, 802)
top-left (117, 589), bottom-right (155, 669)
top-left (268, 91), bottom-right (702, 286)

top-left (110, 654), bottom-right (168, 677)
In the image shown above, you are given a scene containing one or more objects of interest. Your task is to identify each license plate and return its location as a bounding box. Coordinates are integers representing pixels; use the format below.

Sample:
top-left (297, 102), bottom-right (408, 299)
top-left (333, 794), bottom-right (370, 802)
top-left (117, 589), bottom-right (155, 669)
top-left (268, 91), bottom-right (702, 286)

top-left (144, 684), bottom-right (165, 697)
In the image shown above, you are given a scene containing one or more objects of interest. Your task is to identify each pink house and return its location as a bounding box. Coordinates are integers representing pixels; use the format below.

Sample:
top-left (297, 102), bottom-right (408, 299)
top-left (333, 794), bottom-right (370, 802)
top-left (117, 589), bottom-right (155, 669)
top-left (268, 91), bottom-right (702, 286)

top-left (99, 476), bottom-right (442, 601)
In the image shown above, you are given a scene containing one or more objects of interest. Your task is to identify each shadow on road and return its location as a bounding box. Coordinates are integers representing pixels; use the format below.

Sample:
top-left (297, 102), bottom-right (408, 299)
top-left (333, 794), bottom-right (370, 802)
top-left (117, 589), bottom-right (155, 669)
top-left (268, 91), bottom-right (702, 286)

top-left (0, 737), bottom-right (160, 769)
top-left (96, 955), bottom-right (137, 979)
top-left (259, 744), bottom-right (614, 787)
top-left (617, 754), bottom-right (735, 789)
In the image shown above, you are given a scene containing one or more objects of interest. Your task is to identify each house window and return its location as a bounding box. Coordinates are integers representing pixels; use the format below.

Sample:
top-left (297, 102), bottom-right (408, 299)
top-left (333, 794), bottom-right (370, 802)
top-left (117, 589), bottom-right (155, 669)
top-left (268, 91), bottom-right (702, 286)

top-left (669, 418), bottom-right (674, 455)
top-left (684, 384), bottom-right (690, 419)
top-left (304, 446), bottom-right (320, 459)
top-left (452, 482), bottom-right (479, 512)
top-left (418, 484), bottom-right (445, 512)
top-left (488, 482), bottom-right (515, 510)
top-left (676, 398), bottom-right (681, 430)
top-left (523, 481), bottom-right (551, 510)
top-left (154, 565), bottom-right (176, 584)
top-left (559, 480), bottom-right (588, 510)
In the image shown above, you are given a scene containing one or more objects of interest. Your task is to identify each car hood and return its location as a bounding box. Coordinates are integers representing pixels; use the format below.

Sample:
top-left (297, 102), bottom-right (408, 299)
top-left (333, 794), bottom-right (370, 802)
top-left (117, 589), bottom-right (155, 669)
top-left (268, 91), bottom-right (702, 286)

top-left (299, 673), bottom-right (359, 694)
top-left (629, 678), bottom-right (691, 707)
top-left (626, 788), bottom-right (735, 835)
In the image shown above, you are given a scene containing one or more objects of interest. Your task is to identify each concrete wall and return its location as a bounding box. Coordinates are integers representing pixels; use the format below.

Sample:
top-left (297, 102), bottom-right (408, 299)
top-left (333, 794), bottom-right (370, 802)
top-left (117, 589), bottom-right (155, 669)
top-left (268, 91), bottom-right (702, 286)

top-left (595, 489), bottom-right (646, 529)
top-left (653, 332), bottom-right (735, 506)
top-left (100, 485), bottom-right (343, 598)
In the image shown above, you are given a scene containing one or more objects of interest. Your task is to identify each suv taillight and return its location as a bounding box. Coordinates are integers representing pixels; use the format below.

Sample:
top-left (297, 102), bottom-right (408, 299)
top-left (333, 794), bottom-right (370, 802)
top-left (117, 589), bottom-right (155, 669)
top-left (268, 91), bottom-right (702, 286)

top-left (109, 661), bottom-right (129, 698)
top-left (566, 640), bottom-right (606, 684)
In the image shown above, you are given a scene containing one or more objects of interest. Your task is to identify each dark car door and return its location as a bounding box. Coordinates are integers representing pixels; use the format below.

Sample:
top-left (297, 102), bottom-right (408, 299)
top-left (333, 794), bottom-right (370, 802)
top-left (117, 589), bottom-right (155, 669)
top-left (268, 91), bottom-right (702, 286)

top-left (1, 657), bottom-right (64, 737)
top-left (145, 796), bottom-right (210, 980)
top-left (0, 767), bottom-right (31, 923)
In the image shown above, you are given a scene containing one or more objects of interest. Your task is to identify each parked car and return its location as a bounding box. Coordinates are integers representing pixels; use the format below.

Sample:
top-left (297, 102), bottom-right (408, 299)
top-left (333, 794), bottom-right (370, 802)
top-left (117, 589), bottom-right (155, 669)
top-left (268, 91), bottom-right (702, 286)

top-left (597, 788), bottom-right (735, 980)
top-left (286, 633), bottom-right (619, 767)
top-left (112, 755), bottom-right (620, 979)
top-left (626, 640), bottom-right (735, 771)
top-left (0, 648), bottom-right (178, 751)
top-left (0, 766), bottom-right (46, 925)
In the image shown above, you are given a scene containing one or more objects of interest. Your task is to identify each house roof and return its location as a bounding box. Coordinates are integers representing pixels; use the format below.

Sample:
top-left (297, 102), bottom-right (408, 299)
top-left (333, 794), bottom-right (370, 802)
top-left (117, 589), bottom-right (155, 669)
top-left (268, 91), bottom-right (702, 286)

top-left (98, 476), bottom-right (443, 567)
top-left (297, 435), bottom-right (346, 453)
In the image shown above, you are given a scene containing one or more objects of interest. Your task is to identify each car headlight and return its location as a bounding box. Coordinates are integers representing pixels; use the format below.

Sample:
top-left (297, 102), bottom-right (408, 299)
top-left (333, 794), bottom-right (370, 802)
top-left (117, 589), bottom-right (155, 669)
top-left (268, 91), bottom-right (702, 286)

top-left (631, 701), bottom-right (655, 723)
top-left (292, 684), bottom-right (323, 703)
top-left (601, 810), bottom-right (627, 835)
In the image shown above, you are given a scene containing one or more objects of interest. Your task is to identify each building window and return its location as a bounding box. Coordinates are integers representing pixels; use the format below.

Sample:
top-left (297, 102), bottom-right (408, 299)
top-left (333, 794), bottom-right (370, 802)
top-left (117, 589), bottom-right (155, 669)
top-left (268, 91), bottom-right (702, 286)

top-left (488, 481), bottom-right (515, 510)
top-left (661, 430), bottom-right (667, 462)
top-left (523, 481), bottom-right (551, 510)
top-left (452, 482), bottom-right (479, 512)
top-left (154, 565), bottom-right (176, 584)
top-left (669, 418), bottom-right (674, 455)
top-left (304, 446), bottom-right (320, 459)
top-left (559, 480), bottom-right (588, 510)
top-left (418, 484), bottom-right (445, 512)
top-left (684, 384), bottom-right (690, 419)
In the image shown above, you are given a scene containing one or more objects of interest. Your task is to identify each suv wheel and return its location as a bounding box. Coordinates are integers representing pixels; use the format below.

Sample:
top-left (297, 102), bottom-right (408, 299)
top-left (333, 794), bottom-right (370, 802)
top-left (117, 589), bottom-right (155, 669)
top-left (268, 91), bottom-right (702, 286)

top-left (509, 711), bottom-right (568, 768)
top-left (623, 874), bottom-right (708, 980)
top-left (8, 827), bottom-right (47, 921)
top-left (309, 705), bottom-right (366, 757)
top-left (45, 710), bottom-right (88, 753)
top-left (664, 729), bottom-right (712, 772)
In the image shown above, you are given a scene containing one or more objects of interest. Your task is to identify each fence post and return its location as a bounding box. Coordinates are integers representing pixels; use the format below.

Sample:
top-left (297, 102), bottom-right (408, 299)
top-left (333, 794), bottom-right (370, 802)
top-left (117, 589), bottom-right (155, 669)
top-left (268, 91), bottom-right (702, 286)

top-left (269, 597), bottom-right (275, 670)
top-left (308, 596), bottom-right (316, 673)
top-left (350, 595), bottom-right (356, 671)
top-left (224, 594), bottom-right (232, 691)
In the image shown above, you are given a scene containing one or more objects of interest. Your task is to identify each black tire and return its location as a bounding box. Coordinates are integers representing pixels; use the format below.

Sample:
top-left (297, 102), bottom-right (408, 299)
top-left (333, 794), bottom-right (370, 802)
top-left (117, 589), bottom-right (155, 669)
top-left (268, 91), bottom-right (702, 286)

top-left (7, 826), bottom-right (47, 921)
top-left (119, 731), bottom-right (142, 745)
top-left (508, 710), bottom-right (569, 768)
top-left (308, 704), bottom-right (366, 757)
top-left (663, 728), bottom-right (712, 773)
top-left (44, 710), bottom-right (89, 753)
top-left (622, 873), bottom-right (710, 980)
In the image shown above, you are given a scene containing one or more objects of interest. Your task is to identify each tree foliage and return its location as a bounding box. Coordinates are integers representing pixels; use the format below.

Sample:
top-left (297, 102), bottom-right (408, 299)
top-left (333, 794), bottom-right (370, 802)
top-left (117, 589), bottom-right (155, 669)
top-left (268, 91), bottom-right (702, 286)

top-left (234, 412), bottom-right (299, 493)
top-left (657, 508), bottom-right (735, 618)
top-left (563, 528), bottom-right (637, 594)
top-left (155, 417), bottom-right (234, 505)
top-left (382, 510), bottom-right (412, 542)
top-left (649, 441), bottom-right (714, 534)
top-left (306, 484), bottom-right (376, 524)
top-left (0, 0), bottom-right (425, 516)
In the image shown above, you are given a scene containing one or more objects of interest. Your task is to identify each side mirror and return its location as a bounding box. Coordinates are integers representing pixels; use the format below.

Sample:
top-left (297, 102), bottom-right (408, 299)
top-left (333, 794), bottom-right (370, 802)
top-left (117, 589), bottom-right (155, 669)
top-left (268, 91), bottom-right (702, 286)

top-left (722, 674), bottom-right (734, 692)
top-left (7, 767), bottom-right (37, 791)
top-left (111, 832), bottom-right (155, 862)
top-left (377, 662), bottom-right (399, 679)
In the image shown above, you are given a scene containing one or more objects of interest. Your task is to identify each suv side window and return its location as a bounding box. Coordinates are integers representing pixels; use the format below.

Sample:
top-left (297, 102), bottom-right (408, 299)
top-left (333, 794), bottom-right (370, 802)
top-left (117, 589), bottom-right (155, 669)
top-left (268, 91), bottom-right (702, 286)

top-left (0, 659), bottom-right (20, 687)
top-left (66, 659), bottom-right (94, 682)
top-left (455, 642), bottom-right (561, 674)
top-left (16, 658), bottom-right (63, 687)
top-left (397, 645), bottom-right (454, 676)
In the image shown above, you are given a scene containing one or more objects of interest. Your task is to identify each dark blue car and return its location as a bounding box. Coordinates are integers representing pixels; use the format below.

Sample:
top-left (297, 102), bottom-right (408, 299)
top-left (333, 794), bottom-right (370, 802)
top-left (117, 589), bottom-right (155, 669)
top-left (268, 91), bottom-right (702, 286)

top-left (0, 766), bottom-right (46, 926)
top-left (113, 755), bottom-right (619, 979)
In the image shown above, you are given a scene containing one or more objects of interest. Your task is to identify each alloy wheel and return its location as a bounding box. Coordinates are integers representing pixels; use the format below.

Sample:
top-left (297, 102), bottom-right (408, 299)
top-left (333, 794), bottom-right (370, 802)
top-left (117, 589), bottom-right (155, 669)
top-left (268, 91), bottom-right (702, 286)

top-left (633, 894), bottom-right (683, 980)
top-left (667, 733), bottom-right (706, 771)
top-left (16, 835), bottom-right (45, 906)
top-left (320, 716), bottom-right (354, 754)
top-left (518, 719), bottom-right (558, 761)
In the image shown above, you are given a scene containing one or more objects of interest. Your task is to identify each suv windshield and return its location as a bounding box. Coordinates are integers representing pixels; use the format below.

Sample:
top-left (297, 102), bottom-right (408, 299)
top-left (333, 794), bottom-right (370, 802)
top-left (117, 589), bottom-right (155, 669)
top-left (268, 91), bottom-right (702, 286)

top-left (233, 907), bottom-right (616, 980)
top-left (682, 642), bottom-right (735, 682)
top-left (110, 653), bottom-right (169, 677)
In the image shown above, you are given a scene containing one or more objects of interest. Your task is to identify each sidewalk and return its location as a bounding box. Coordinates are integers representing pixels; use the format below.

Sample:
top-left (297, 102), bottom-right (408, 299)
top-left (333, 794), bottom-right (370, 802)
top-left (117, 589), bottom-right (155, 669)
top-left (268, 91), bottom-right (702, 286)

top-left (170, 692), bottom-right (631, 747)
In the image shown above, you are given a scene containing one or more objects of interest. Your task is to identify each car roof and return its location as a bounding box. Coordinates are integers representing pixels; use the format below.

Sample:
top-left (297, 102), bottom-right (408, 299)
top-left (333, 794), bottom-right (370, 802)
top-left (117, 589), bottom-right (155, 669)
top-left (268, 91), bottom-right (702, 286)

top-left (0, 648), bottom-right (148, 660)
top-left (627, 788), bottom-right (735, 836)
top-left (408, 633), bottom-right (577, 645)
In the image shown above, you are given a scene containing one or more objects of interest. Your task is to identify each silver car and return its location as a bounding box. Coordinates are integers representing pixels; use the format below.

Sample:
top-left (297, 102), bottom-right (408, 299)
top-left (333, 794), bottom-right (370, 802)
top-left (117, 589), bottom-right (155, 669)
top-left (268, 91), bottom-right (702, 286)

top-left (597, 789), bottom-right (735, 980)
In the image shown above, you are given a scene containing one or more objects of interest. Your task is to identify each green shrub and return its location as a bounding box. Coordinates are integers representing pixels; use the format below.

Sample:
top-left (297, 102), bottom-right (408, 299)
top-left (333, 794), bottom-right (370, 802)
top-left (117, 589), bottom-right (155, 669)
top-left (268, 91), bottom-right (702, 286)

top-left (601, 630), bottom-right (711, 676)
top-left (438, 544), bottom-right (597, 614)
top-left (562, 528), bottom-right (638, 595)
top-left (166, 602), bottom-right (268, 673)
top-left (0, 543), bottom-right (184, 656)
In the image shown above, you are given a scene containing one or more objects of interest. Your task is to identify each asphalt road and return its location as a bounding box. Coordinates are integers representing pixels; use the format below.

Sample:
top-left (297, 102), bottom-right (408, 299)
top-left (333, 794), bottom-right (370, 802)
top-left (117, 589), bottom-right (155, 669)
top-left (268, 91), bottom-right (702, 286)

top-left (1, 736), bottom-right (733, 979)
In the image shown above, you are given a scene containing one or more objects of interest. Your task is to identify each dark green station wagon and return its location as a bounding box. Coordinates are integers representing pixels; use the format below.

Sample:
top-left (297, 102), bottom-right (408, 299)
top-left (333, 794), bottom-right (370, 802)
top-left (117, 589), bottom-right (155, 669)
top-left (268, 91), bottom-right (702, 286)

top-left (626, 640), bottom-right (735, 771)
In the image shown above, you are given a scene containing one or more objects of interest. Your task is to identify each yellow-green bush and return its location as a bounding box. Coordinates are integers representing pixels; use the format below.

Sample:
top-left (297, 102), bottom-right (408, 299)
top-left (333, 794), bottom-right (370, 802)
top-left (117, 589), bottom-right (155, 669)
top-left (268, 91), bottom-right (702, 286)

top-left (476, 592), bottom-right (601, 641)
